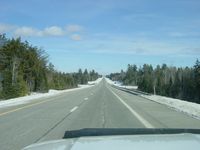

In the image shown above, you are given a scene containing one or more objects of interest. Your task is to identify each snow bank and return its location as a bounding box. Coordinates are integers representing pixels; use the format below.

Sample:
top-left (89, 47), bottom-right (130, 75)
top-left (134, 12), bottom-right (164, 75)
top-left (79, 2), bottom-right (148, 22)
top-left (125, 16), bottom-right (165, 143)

top-left (0, 77), bottom-right (103, 108)
top-left (105, 77), bottom-right (115, 85)
top-left (105, 77), bottom-right (200, 119)
top-left (105, 77), bottom-right (138, 89)
top-left (88, 77), bottom-right (103, 85)
top-left (118, 85), bottom-right (138, 90)
top-left (77, 84), bottom-right (92, 88)
top-left (142, 94), bottom-right (200, 119)
top-left (0, 86), bottom-right (90, 108)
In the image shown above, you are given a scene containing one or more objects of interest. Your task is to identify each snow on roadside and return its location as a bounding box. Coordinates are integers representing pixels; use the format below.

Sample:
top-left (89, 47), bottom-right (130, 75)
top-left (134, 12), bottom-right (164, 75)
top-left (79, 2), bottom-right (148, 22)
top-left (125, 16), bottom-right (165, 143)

top-left (105, 77), bottom-right (115, 85)
top-left (105, 77), bottom-right (138, 89)
top-left (142, 94), bottom-right (200, 120)
top-left (77, 84), bottom-right (92, 88)
top-left (88, 77), bottom-right (103, 85)
top-left (118, 85), bottom-right (138, 90)
top-left (0, 78), bottom-right (102, 109)
top-left (105, 77), bottom-right (200, 119)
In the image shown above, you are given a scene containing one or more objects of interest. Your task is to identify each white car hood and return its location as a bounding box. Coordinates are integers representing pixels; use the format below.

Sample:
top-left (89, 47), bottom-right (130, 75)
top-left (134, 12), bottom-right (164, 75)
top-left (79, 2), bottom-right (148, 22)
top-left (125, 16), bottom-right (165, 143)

top-left (23, 133), bottom-right (200, 150)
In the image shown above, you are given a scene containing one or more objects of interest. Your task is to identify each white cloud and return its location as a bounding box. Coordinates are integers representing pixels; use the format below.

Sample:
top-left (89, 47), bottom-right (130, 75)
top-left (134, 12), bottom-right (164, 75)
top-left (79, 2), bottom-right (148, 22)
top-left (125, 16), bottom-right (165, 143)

top-left (70, 34), bottom-right (81, 41)
top-left (0, 23), bottom-right (84, 38)
top-left (43, 26), bottom-right (64, 36)
top-left (14, 27), bottom-right (41, 37)
top-left (0, 24), bottom-right (15, 33)
top-left (66, 24), bottom-right (83, 33)
top-left (14, 26), bottom-right (65, 37)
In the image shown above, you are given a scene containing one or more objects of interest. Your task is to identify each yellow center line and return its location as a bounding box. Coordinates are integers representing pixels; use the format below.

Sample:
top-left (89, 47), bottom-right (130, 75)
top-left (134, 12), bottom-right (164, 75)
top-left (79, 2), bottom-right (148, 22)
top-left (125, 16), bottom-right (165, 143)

top-left (0, 98), bottom-right (53, 117)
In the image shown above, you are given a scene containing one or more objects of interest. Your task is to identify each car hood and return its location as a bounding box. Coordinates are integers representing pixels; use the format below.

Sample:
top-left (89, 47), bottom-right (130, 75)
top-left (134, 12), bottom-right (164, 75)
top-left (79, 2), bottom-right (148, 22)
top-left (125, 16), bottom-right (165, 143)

top-left (23, 133), bottom-right (200, 150)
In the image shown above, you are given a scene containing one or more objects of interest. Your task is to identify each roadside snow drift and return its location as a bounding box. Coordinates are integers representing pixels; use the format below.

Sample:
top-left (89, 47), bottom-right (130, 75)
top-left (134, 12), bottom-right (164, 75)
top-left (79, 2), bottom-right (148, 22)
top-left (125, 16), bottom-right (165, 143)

top-left (142, 95), bottom-right (200, 120)
top-left (105, 77), bottom-right (200, 120)
top-left (0, 78), bottom-right (102, 108)
top-left (88, 77), bottom-right (103, 85)
top-left (105, 77), bottom-right (138, 90)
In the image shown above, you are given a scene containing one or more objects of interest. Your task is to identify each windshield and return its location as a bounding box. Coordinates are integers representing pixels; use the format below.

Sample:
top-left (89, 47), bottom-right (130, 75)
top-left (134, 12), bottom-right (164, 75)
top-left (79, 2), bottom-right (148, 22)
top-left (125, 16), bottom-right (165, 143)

top-left (0, 0), bottom-right (200, 150)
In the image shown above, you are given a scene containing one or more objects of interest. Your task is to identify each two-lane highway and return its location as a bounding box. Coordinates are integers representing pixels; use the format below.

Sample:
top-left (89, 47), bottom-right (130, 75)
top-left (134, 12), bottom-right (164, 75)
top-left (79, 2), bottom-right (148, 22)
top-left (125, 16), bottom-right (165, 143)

top-left (0, 79), bottom-right (200, 150)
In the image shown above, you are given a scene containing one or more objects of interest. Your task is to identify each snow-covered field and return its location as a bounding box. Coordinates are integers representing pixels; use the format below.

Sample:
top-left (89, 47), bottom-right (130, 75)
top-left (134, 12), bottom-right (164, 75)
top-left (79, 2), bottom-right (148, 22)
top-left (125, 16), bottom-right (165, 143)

top-left (0, 78), bottom-right (102, 109)
top-left (105, 77), bottom-right (200, 120)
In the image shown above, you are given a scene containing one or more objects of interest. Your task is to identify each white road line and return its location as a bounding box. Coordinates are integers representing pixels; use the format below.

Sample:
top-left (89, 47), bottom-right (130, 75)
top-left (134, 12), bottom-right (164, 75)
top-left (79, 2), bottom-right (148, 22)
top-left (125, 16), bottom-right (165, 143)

top-left (84, 97), bottom-right (88, 100)
top-left (109, 88), bottom-right (154, 128)
top-left (70, 106), bottom-right (78, 113)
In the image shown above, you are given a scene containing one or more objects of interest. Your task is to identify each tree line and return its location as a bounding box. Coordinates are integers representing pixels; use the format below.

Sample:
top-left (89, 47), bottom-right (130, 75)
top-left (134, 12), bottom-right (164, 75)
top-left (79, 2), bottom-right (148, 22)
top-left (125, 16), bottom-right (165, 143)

top-left (107, 61), bottom-right (200, 104)
top-left (0, 34), bottom-right (100, 99)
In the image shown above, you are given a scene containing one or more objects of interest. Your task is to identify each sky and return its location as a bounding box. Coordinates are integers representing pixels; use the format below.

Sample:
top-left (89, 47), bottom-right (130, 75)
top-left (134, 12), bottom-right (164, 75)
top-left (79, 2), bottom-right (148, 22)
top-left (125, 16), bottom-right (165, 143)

top-left (0, 0), bottom-right (200, 74)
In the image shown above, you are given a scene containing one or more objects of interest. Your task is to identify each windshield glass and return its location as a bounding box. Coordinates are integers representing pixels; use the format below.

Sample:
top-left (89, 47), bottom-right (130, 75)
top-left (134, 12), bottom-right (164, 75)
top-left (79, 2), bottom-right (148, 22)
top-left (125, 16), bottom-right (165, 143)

top-left (0, 0), bottom-right (200, 150)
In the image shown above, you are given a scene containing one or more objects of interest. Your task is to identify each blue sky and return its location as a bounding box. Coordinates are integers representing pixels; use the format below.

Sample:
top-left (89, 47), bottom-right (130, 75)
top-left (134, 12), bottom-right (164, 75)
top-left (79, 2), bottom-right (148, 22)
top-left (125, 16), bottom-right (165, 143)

top-left (0, 0), bottom-right (200, 74)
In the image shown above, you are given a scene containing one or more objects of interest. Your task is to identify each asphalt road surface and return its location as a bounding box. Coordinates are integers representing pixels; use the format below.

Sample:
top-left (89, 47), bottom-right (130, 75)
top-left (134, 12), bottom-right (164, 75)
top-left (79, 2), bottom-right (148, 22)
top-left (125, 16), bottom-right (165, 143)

top-left (1, 79), bottom-right (200, 150)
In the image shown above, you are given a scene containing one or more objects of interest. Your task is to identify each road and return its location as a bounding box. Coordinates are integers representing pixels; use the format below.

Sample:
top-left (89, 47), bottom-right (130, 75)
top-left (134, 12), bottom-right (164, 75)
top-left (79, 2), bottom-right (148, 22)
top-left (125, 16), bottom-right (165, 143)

top-left (0, 79), bottom-right (200, 150)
